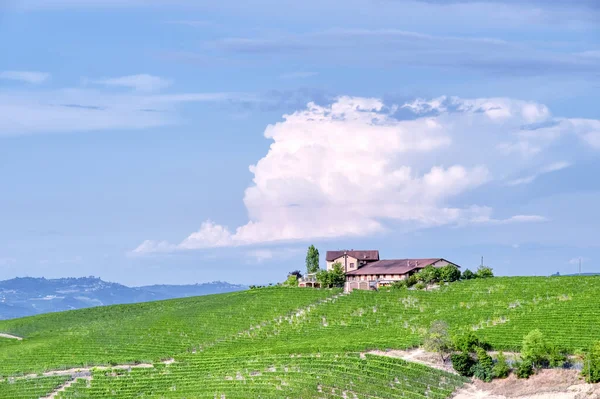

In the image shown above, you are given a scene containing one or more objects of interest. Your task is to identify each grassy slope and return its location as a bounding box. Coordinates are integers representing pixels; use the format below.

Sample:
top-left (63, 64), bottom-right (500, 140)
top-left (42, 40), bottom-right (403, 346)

top-left (0, 288), bottom-right (338, 376)
top-left (1, 276), bottom-right (598, 398)
top-left (0, 376), bottom-right (71, 399)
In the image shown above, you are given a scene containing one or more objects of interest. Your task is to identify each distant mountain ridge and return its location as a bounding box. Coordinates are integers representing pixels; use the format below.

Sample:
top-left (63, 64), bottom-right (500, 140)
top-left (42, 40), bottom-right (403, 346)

top-left (0, 277), bottom-right (247, 320)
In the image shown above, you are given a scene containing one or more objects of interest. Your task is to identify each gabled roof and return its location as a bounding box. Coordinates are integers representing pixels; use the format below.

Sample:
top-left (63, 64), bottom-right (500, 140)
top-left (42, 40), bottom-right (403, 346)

top-left (345, 258), bottom-right (459, 275)
top-left (326, 250), bottom-right (379, 262)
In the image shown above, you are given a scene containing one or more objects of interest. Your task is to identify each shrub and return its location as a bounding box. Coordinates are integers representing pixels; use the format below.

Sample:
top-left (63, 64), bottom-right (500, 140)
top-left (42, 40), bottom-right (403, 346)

top-left (476, 266), bottom-right (494, 279)
top-left (423, 321), bottom-right (453, 362)
top-left (283, 275), bottom-right (299, 287)
top-left (547, 345), bottom-right (568, 368)
top-left (406, 274), bottom-right (418, 287)
top-left (493, 352), bottom-right (510, 379)
top-left (453, 332), bottom-right (489, 353)
top-left (521, 329), bottom-right (549, 369)
top-left (416, 265), bottom-right (441, 285)
top-left (581, 342), bottom-right (600, 383)
top-left (461, 269), bottom-right (476, 280)
top-left (515, 361), bottom-right (534, 379)
top-left (451, 352), bottom-right (475, 377)
top-left (414, 282), bottom-right (426, 290)
top-left (472, 347), bottom-right (494, 382)
top-left (390, 280), bottom-right (407, 290)
top-left (439, 265), bottom-right (461, 282)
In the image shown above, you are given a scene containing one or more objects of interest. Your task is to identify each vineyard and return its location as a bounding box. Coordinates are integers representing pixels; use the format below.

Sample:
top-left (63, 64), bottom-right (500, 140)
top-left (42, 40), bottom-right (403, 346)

top-left (0, 276), bottom-right (598, 398)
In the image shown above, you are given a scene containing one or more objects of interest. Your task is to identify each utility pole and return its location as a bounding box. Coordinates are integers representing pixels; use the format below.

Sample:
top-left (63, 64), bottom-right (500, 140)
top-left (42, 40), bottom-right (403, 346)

top-left (481, 256), bottom-right (484, 267)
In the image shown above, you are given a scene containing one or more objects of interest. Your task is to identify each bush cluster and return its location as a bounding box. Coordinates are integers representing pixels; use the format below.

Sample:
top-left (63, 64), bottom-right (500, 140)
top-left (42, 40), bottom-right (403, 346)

top-left (448, 329), bottom-right (570, 382)
top-left (581, 342), bottom-right (600, 383)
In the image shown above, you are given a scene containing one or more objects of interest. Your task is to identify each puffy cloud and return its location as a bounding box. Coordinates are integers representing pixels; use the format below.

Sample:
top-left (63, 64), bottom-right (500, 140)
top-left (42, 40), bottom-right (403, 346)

top-left (0, 70), bottom-right (49, 84)
top-left (134, 94), bottom-right (600, 254)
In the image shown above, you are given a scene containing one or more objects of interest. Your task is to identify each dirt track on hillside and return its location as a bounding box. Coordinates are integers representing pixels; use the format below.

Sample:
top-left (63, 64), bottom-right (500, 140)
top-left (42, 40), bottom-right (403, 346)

top-left (0, 332), bottom-right (22, 340)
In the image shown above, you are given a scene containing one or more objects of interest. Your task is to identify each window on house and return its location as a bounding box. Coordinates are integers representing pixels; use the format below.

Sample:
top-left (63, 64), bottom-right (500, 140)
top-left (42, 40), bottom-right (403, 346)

top-left (350, 263), bottom-right (355, 268)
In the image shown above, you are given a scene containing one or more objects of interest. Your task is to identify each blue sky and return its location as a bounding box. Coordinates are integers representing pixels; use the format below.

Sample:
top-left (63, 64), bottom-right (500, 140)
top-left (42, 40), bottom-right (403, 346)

top-left (0, 0), bottom-right (598, 286)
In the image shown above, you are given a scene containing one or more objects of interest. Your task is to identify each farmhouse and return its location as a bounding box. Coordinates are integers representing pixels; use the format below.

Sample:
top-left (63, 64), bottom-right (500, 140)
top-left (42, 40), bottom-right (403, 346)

top-left (325, 250), bottom-right (380, 272)
top-left (298, 249), bottom-right (461, 290)
top-left (333, 252), bottom-right (460, 291)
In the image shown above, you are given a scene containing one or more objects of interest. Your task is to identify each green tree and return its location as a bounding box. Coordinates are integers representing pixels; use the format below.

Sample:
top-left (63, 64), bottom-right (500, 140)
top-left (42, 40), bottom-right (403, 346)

top-left (461, 269), bottom-right (476, 280)
top-left (450, 352), bottom-right (475, 377)
top-left (316, 262), bottom-right (346, 288)
top-left (283, 275), bottom-right (299, 287)
top-left (406, 274), bottom-right (419, 287)
top-left (416, 265), bottom-right (441, 285)
top-left (547, 344), bottom-right (568, 368)
top-left (453, 332), bottom-right (487, 353)
top-left (476, 265), bottom-right (494, 278)
top-left (493, 352), bottom-right (510, 379)
top-left (515, 360), bottom-right (534, 379)
top-left (581, 342), bottom-right (600, 383)
top-left (423, 321), bottom-right (453, 362)
top-left (472, 347), bottom-right (494, 382)
top-left (316, 269), bottom-right (330, 288)
top-left (521, 329), bottom-right (549, 369)
top-left (329, 262), bottom-right (346, 287)
top-left (439, 265), bottom-right (461, 282)
top-left (305, 245), bottom-right (320, 274)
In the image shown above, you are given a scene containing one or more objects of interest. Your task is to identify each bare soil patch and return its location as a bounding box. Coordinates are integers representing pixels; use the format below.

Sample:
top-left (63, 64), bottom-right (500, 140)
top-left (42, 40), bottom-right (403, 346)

top-left (454, 369), bottom-right (599, 399)
top-left (366, 348), bottom-right (456, 373)
top-left (0, 333), bottom-right (23, 340)
top-left (368, 349), bottom-right (599, 399)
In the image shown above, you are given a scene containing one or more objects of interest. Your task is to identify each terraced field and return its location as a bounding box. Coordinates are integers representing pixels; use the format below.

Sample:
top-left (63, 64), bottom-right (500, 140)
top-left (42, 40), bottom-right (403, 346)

top-left (0, 276), bottom-right (598, 398)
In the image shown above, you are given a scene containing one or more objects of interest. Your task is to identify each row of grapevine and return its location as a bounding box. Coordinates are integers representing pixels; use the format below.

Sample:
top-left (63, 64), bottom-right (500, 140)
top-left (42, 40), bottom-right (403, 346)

top-left (0, 375), bottom-right (70, 399)
top-left (55, 353), bottom-right (467, 399)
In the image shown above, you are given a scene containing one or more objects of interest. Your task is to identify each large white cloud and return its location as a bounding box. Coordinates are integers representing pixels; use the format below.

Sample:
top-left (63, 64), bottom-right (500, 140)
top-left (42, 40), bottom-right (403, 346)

top-left (133, 95), bottom-right (599, 254)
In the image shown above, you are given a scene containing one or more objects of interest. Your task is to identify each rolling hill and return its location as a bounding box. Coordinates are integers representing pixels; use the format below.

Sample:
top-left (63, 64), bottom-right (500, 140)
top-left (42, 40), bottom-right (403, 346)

top-left (0, 276), bottom-right (598, 398)
top-left (0, 277), bottom-right (246, 320)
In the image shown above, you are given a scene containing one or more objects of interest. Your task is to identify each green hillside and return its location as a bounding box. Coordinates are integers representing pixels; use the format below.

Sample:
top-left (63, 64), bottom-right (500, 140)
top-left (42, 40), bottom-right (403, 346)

top-left (1, 276), bottom-right (599, 398)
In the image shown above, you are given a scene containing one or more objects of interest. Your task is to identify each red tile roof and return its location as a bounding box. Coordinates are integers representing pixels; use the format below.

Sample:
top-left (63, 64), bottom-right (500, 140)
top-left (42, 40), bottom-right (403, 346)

top-left (326, 250), bottom-right (379, 262)
top-left (345, 258), bottom-right (457, 275)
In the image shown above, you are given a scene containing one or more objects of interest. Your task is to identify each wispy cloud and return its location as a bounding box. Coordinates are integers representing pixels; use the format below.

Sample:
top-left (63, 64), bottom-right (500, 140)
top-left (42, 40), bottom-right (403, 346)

top-left (471, 215), bottom-right (549, 225)
top-left (279, 71), bottom-right (318, 80)
top-left (0, 78), bottom-right (332, 136)
top-left (0, 70), bottom-right (49, 84)
top-left (506, 161), bottom-right (571, 186)
top-left (245, 247), bottom-right (303, 264)
top-left (89, 74), bottom-right (171, 92)
top-left (164, 20), bottom-right (219, 28)
top-left (199, 29), bottom-right (600, 78)
top-left (569, 257), bottom-right (589, 265)
top-left (0, 86), bottom-right (251, 136)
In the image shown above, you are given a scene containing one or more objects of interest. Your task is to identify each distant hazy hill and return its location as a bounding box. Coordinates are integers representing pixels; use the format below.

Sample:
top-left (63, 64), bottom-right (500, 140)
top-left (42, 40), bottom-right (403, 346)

top-left (0, 277), bottom-right (247, 320)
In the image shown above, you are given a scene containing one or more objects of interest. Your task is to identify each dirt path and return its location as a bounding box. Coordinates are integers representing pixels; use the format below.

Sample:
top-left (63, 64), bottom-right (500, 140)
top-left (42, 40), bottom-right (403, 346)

top-left (0, 332), bottom-right (23, 340)
top-left (39, 376), bottom-right (93, 399)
